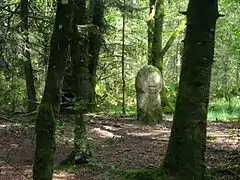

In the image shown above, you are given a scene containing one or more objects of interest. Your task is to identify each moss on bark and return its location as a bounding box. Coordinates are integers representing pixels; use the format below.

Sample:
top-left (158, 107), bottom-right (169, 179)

top-left (88, 0), bottom-right (105, 112)
top-left (33, 1), bottom-right (74, 179)
top-left (60, 0), bottom-right (92, 165)
top-left (163, 0), bottom-right (220, 179)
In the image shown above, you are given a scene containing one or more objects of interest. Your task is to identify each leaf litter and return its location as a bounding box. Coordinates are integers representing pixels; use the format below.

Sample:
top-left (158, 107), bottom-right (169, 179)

top-left (0, 114), bottom-right (239, 180)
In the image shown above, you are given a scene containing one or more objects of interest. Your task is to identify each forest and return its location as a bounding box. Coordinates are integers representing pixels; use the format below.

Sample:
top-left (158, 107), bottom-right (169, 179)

top-left (0, 0), bottom-right (239, 180)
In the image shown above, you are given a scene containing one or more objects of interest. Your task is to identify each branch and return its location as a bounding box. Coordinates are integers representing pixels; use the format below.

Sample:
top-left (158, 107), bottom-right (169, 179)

top-left (0, 116), bottom-right (13, 122)
top-left (217, 14), bottom-right (225, 18)
top-left (0, 4), bottom-right (20, 23)
top-left (0, 5), bottom-right (52, 24)
top-left (0, 4), bottom-right (20, 15)
top-left (161, 18), bottom-right (186, 56)
top-left (179, 11), bottom-right (187, 15)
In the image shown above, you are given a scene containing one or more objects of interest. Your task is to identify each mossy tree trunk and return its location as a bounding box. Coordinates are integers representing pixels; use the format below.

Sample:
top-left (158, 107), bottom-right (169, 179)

top-left (20, 0), bottom-right (37, 113)
top-left (60, 0), bottom-right (88, 113)
top-left (148, 0), bottom-right (186, 114)
top-left (88, 0), bottom-right (105, 112)
top-left (147, 0), bottom-right (155, 65)
top-left (163, 0), bottom-right (220, 179)
top-left (151, 0), bottom-right (164, 72)
top-left (61, 65), bottom-right (74, 113)
top-left (121, 0), bottom-right (126, 114)
top-left (236, 60), bottom-right (240, 88)
top-left (61, 0), bottom-right (104, 113)
top-left (60, 0), bottom-right (92, 165)
top-left (150, 0), bottom-right (165, 118)
top-left (32, 1), bottom-right (73, 179)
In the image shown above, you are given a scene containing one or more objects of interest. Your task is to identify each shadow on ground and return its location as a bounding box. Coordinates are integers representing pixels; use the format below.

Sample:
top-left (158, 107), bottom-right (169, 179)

top-left (0, 114), bottom-right (239, 179)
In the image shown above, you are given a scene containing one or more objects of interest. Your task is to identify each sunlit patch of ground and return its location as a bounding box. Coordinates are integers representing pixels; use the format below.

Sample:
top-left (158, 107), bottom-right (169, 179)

top-left (0, 114), bottom-right (239, 180)
top-left (90, 128), bottom-right (122, 139)
top-left (53, 171), bottom-right (75, 180)
top-left (207, 122), bottom-right (240, 149)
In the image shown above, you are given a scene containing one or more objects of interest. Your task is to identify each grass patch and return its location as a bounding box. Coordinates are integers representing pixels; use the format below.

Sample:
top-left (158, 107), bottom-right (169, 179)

top-left (121, 168), bottom-right (170, 180)
top-left (97, 97), bottom-right (240, 121)
top-left (207, 97), bottom-right (240, 121)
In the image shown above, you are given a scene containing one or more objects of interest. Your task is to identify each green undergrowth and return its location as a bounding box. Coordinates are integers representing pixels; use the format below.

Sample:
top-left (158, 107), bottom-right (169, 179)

top-left (207, 98), bottom-right (240, 121)
top-left (56, 157), bottom-right (128, 179)
top-left (97, 97), bottom-right (240, 121)
top-left (55, 165), bottom-right (218, 180)
top-left (106, 106), bottom-right (136, 115)
top-left (121, 168), bottom-right (169, 180)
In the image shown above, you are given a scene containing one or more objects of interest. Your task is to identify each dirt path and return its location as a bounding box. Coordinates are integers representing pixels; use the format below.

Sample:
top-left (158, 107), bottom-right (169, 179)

top-left (0, 114), bottom-right (239, 180)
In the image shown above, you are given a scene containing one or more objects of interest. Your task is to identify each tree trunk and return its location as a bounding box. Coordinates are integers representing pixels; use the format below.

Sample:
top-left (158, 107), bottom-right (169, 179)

top-left (61, 64), bottom-right (74, 113)
top-left (151, 0), bottom-right (164, 72)
top-left (150, 0), bottom-right (164, 120)
top-left (236, 60), bottom-right (240, 88)
top-left (60, 0), bottom-right (91, 165)
top-left (147, 0), bottom-right (155, 65)
top-left (121, 0), bottom-right (126, 114)
top-left (20, 0), bottom-right (37, 112)
top-left (163, 0), bottom-right (220, 179)
top-left (149, 0), bottom-right (174, 114)
top-left (33, 1), bottom-right (73, 179)
top-left (60, 0), bottom-right (105, 113)
top-left (88, 0), bottom-right (105, 112)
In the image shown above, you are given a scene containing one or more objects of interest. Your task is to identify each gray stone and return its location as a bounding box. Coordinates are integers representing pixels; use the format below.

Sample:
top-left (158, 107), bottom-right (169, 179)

top-left (135, 65), bottom-right (162, 123)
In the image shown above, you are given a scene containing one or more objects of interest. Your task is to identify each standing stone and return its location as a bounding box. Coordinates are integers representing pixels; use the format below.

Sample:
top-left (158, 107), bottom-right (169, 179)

top-left (135, 65), bottom-right (163, 124)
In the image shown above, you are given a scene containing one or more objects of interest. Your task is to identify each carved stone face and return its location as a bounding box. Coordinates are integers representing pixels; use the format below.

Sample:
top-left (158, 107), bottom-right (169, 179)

top-left (147, 71), bottom-right (162, 94)
top-left (135, 65), bottom-right (163, 123)
top-left (136, 65), bottom-right (162, 95)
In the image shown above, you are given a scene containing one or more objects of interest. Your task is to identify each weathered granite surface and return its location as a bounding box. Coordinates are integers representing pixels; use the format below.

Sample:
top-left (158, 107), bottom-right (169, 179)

top-left (135, 65), bottom-right (162, 123)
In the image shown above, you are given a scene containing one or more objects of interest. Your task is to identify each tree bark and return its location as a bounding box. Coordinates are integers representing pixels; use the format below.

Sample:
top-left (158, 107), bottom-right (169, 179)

top-left (163, 0), bottom-right (220, 179)
top-left (20, 0), bottom-right (37, 112)
top-left (61, 64), bottom-right (74, 113)
top-left (151, 0), bottom-right (164, 72)
top-left (150, 0), bottom-right (164, 120)
top-left (60, 0), bottom-right (91, 165)
top-left (147, 0), bottom-right (155, 65)
top-left (60, 0), bottom-right (104, 113)
top-left (33, 1), bottom-right (73, 179)
top-left (149, 0), bottom-right (175, 114)
top-left (121, 0), bottom-right (126, 114)
top-left (236, 60), bottom-right (240, 88)
top-left (88, 0), bottom-right (105, 112)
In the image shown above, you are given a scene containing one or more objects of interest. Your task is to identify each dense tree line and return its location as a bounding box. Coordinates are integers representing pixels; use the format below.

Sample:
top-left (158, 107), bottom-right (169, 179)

top-left (0, 0), bottom-right (237, 179)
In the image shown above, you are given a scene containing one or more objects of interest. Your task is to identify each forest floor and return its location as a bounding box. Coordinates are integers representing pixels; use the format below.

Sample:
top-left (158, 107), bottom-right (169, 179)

top-left (0, 113), bottom-right (239, 180)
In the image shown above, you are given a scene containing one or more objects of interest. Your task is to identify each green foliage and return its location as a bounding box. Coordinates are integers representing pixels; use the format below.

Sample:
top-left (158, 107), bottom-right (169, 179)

top-left (207, 97), bottom-right (240, 120)
top-left (0, 0), bottom-right (54, 112)
top-left (123, 169), bottom-right (157, 180)
top-left (206, 136), bottom-right (217, 144)
top-left (0, 0), bottom-right (239, 119)
top-left (122, 168), bottom-right (174, 180)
